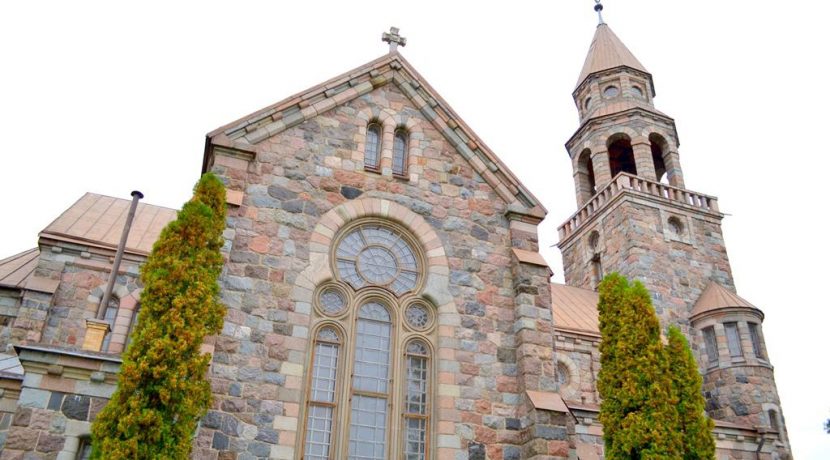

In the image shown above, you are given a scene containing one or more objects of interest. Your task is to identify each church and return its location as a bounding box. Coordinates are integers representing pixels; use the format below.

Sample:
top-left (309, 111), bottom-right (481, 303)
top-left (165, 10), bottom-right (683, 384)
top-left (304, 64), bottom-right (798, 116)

top-left (0, 11), bottom-right (790, 460)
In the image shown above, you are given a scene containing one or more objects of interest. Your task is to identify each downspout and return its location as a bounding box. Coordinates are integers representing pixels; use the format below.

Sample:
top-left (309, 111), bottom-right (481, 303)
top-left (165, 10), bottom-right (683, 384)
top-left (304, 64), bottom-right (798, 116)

top-left (96, 190), bottom-right (143, 319)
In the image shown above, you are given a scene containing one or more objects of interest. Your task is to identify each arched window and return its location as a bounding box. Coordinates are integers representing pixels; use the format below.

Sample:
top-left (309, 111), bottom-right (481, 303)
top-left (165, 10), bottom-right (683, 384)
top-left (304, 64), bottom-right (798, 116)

top-left (392, 128), bottom-right (408, 177)
top-left (304, 327), bottom-right (342, 460)
top-left (607, 136), bottom-right (637, 177)
top-left (301, 221), bottom-right (435, 460)
top-left (649, 133), bottom-right (669, 184)
top-left (365, 123), bottom-right (381, 171)
top-left (576, 149), bottom-right (596, 205)
top-left (768, 409), bottom-right (780, 438)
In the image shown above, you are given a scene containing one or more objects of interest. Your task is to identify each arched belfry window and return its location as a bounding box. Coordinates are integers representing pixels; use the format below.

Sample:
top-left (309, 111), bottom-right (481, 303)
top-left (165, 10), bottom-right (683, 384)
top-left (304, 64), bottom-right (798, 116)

top-left (608, 135), bottom-right (637, 178)
top-left (302, 220), bottom-right (436, 460)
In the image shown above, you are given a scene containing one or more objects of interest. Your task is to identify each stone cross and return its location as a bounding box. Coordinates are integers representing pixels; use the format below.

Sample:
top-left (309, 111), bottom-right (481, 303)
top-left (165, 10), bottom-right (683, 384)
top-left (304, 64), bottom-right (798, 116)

top-left (382, 27), bottom-right (407, 52)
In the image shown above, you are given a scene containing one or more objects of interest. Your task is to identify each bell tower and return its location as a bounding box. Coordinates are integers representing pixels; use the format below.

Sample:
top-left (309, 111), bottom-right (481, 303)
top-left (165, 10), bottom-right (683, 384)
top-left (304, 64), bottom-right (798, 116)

top-left (557, 5), bottom-right (790, 455)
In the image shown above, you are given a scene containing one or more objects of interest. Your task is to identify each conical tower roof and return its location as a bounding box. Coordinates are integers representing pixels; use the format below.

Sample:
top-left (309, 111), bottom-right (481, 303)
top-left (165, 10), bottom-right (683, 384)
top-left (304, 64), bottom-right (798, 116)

top-left (691, 282), bottom-right (763, 319)
top-left (576, 23), bottom-right (649, 89)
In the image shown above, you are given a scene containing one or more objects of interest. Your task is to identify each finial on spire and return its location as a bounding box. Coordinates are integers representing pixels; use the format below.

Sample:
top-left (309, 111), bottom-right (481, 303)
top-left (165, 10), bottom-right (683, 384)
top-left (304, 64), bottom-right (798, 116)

top-left (594, 0), bottom-right (605, 25)
top-left (382, 27), bottom-right (407, 53)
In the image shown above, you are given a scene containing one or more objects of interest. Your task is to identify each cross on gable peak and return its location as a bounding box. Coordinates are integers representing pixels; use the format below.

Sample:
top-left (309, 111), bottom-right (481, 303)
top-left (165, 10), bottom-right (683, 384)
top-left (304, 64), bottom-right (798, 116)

top-left (382, 27), bottom-right (407, 53)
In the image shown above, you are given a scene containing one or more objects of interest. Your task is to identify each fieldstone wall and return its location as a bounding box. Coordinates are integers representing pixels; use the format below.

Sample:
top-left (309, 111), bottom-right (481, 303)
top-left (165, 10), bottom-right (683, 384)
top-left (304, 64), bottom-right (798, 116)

top-left (553, 333), bottom-right (599, 405)
top-left (8, 246), bottom-right (142, 354)
top-left (0, 289), bottom-right (21, 351)
top-left (200, 81), bottom-right (563, 459)
top-left (0, 347), bottom-right (119, 459)
top-left (560, 196), bottom-right (733, 335)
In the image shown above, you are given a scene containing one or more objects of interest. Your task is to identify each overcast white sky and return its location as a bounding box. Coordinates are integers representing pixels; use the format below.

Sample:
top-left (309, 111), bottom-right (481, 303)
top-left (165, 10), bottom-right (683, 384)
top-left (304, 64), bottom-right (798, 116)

top-left (1, 1), bottom-right (827, 457)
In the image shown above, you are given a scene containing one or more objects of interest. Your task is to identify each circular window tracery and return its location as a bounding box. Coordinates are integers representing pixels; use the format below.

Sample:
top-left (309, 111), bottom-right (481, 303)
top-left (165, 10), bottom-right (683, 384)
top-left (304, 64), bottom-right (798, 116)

top-left (603, 86), bottom-right (619, 98)
top-left (319, 287), bottom-right (347, 316)
top-left (405, 303), bottom-right (432, 331)
top-left (335, 224), bottom-right (421, 295)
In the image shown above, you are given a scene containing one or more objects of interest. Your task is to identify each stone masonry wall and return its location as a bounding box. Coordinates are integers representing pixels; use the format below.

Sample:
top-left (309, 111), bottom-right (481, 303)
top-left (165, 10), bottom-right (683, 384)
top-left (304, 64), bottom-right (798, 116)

top-left (199, 82), bottom-right (558, 459)
top-left (561, 196), bottom-right (733, 335)
top-left (10, 246), bottom-right (142, 354)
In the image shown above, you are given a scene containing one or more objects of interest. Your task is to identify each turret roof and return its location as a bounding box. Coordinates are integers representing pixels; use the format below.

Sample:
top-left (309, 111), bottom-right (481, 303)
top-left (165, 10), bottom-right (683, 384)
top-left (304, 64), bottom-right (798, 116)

top-left (576, 24), bottom-right (649, 89)
top-left (691, 282), bottom-right (763, 319)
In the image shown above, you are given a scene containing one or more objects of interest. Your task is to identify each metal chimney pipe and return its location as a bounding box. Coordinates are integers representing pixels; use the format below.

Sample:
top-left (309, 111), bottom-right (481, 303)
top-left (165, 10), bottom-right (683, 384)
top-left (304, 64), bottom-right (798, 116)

top-left (97, 190), bottom-right (143, 319)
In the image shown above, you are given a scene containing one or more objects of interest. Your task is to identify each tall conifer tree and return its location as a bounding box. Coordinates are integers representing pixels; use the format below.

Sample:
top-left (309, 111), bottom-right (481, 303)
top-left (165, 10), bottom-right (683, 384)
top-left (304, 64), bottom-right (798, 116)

top-left (666, 326), bottom-right (716, 459)
top-left (597, 273), bottom-right (682, 459)
top-left (91, 174), bottom-right (227, 459)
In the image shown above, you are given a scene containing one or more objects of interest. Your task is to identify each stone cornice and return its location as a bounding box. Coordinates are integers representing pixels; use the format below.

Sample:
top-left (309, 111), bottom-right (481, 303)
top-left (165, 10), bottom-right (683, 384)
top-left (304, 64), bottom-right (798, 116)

top-left (566, 107), bottom-right (678, 155)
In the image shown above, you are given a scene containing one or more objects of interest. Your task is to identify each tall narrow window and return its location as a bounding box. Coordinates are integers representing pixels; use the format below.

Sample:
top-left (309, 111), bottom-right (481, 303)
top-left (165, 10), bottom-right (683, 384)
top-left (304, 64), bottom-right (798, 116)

top-left (768, 409), bottom-right (780, 438)
top-left (365, 123), bottom-right (381, 171)
top-left (348, 303), bottom-right (392, 460)
top-left (304, 327), bottom-right (342, 460)
top-left (100, 298), bottom-right (118, 352)
top-left (724, 322), bottom-right (743, 358)
top-left (392, 129), bottom-right (408, 176)
top-left (403, 340), bottom-right (430, 460)
top-left (591, 254), bottom-right (602, 290)
top-left (703, 326), bottom-right (719, 366)
top-left (76, 437), bottom-right (93, 460)
top-left (748, 323), bottom-right (764, 359)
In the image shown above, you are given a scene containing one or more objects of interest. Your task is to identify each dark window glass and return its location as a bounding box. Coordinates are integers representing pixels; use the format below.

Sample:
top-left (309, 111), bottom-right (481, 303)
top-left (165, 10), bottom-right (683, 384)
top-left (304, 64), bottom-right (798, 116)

top-left (724, 322), bottom-right (743, 358)
top-left (393, 129), bottom-right (408, 176)
top-left (703, 326), bottom-right (719, 365)
top-left (748, 323), bottom-right (764, 359)
top-left (365, 123), bottom-right (381, 170)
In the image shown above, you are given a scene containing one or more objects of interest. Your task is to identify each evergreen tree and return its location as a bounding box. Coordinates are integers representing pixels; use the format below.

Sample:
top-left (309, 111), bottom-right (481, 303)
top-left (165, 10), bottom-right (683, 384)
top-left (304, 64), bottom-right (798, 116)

top-left (91, 174), bottom-right (227, 459)
top-left (666, 326), bottom-right (716, 459)
top-left (597, 273), bottom-right (682, 459)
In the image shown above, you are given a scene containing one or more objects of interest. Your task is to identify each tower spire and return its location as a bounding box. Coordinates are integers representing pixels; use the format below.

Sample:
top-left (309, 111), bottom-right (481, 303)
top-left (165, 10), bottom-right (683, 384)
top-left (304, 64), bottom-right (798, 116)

top-left (594, 0), bottom-right (605, 25)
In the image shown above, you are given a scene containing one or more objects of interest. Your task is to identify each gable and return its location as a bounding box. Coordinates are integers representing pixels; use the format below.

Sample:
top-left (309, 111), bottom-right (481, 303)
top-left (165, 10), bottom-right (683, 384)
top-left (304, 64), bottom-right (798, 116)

top-left (204, 52), bottom-right (545, 219)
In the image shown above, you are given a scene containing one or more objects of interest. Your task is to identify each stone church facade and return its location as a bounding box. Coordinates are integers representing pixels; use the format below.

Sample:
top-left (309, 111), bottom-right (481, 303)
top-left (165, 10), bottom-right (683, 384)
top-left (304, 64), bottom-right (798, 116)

top-left (0, 21), bottom-right (789, 460)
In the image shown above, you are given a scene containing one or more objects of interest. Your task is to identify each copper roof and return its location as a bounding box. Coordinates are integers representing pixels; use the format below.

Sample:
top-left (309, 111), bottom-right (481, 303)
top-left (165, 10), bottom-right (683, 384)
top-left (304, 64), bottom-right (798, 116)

top-left (691, 282), bottom-right (762, 319)
top-left (576, 24), bottom-right (649, 88)
top-left (39, 193), bottom-right (178, 255)
top-left (0, 248), bottom-right (38, 289)
top-left (551, 283), bottom-right (600, 337)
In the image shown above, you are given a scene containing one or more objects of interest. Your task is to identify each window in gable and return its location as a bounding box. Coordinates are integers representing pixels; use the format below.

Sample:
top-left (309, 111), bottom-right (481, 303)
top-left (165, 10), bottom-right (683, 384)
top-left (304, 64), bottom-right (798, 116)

top-left (365, 123), bottom-right (381, 171)
top-left (392, 128), bottom-right (408, 177)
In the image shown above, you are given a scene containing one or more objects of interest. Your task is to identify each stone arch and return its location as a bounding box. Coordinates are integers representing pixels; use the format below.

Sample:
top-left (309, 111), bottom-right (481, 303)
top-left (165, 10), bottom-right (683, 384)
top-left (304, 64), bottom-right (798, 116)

top-left (649, 133), bottom-right (670, 184)
top-left (554, 353), bottom-right (582, 402)
top-left (85, 284), bottom-right (141, 352)
top-left (292, 197), bottom-right (453, 459)
top-left (606, 132), bottom-right (637, 178)
top-left (574, 148), bottom-right (596, 206)
top-left (291, 196), bottom-right (455, 337)
top-left (648, 131), bottom-right (684, 187)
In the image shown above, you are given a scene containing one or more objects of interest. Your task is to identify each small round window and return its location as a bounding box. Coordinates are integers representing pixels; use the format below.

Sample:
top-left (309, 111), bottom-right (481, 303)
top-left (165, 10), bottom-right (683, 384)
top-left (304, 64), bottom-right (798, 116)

top-left (318, 286), bottom-right (347, 316)
top-left (404, 302), bottom-right (433, 331)
top-left (631, 86), bottom-right (644, 98)
top-left (335, 224), bottom-right (420, 295)
top-left (584, 97), bottom-right (592, 110)
top-left (668, 216), bottom-right (684, 235)
top-left (556, 362), bottom-right (570, 387)
top-left (603, 86), bottom-right (619, 98)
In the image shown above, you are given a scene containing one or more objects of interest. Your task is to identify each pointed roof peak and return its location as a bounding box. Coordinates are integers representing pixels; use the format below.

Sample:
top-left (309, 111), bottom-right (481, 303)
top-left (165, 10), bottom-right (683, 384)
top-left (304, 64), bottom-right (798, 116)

top-left (576, 22), bottom-right (649, 89)
top-left (691, 282), bottom-right (763, 319)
